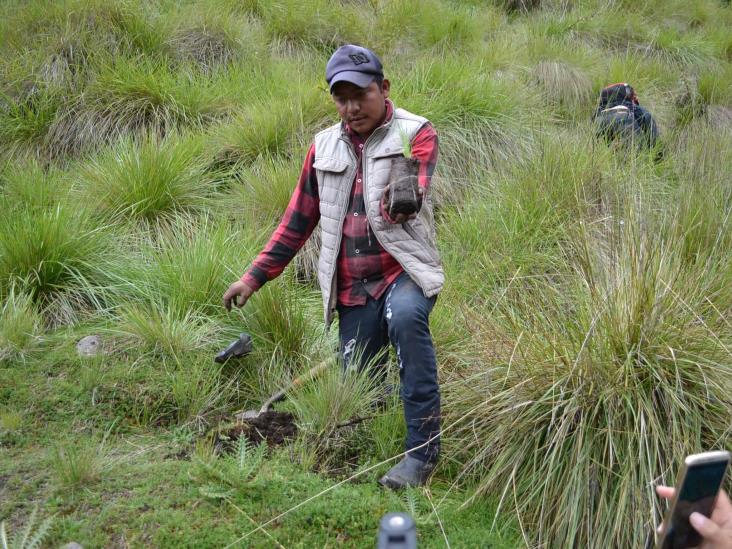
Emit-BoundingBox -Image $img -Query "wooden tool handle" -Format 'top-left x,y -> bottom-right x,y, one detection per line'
259,361 -> 330,414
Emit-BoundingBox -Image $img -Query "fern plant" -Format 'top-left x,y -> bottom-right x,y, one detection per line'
192,437 -> 266,499
0,507 -> 53,549
385,486 -> 434,527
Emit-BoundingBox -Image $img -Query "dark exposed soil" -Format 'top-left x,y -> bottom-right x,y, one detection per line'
387,156 -> 419,217
218,411 -> 298,447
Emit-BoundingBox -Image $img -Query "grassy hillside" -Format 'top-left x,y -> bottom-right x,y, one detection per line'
2,0 -> 732,547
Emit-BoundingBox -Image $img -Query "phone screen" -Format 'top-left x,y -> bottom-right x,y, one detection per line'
661,460 -> 729,549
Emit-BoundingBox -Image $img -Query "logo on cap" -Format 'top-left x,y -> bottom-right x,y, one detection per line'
349,53 -> 370,65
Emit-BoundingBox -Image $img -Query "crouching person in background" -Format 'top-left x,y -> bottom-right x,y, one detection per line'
595,82 -> 659,150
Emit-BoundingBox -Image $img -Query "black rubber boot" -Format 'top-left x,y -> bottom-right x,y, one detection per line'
378,455 -> 436,489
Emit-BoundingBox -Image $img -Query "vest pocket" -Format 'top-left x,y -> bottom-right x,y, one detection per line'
313,157 -> 351,172
314,157 -> 353,206
402,221 -> 441,265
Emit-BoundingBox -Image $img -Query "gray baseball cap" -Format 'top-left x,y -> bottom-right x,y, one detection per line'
325,45 -> 384,92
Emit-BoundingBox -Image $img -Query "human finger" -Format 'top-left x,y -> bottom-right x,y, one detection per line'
715,490 -> 732,514
656,485 -> 675,500
689,512 -> 727,544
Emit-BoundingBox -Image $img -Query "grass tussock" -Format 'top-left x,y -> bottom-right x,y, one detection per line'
117,303 -> 215,357
168,26 -> 241,72
445,215 -> 732,547
496,0 -> 543,13
117,217 -> 243,316
0,288 -> 43,363
168,358 -> 235,428
290,361 -> 381,471
50,440 -> 104,490
208,86 -> 330,168
532,60 -> 593,116
244,282 -> 320,366
0,160 -> 69,211
164,5 -> 266,73
3,0 -> 165,58
79,133 -> 212,224
0,201 -> 111,320
45,58 -> 224,158
229,156 -> 301,227
376,0 -> 487,52
0,85 -> 64,161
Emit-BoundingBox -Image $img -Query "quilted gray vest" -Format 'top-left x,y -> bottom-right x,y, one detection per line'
313,104 -> 444,326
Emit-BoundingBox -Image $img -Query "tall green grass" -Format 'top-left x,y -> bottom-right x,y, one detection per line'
1,0 -> 164,58
0,160 -> 69,211
79,133 -> 213,224
208,84 -> 330,168
117,303 -> 215,356
0,288 -> 43,363
163,4 -> 261,73
50,440 -> 104,490
120,218 -> 243,316
289,361 -> 381,471
0,200 -> 111,321
227,157 -> 301,227
445,203 -> 732,547
46,57 -> 225,157
0,86 -> 63,160
243,281 -> 322,366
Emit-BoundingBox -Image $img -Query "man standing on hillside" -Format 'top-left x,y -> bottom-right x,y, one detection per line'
222,45 -> 443,488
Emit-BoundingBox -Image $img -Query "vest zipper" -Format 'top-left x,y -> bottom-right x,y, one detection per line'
326,138 -> 359,320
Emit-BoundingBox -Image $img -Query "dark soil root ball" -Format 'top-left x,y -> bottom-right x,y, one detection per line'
387,156 -> 420,218
218,411 -> 298,448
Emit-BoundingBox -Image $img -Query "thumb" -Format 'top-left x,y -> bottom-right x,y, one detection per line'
689,512 -> 723,542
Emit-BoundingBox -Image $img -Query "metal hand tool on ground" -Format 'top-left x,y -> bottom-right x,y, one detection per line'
214,333 -> 253,364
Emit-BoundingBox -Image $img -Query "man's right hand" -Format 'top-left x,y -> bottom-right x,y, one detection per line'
223,280 -> 255,312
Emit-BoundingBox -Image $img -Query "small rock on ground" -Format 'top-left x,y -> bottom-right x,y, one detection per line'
76,335 -> 102,357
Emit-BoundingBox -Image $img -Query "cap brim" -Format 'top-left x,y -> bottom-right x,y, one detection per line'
329,71 -> 377,92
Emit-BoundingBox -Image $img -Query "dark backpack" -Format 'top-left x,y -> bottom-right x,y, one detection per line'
595,83 -> 657,147
596,104 -> 640,142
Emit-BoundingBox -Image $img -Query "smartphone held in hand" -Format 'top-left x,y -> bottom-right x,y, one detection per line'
656,451 -> 731,549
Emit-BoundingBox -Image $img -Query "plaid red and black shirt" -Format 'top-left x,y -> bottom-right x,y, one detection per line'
241,100 -> 438,307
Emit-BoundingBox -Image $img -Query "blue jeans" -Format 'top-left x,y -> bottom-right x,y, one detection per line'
337,272 -> 440,463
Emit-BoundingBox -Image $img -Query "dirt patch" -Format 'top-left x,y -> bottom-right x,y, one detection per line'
218,411 -> 298,447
